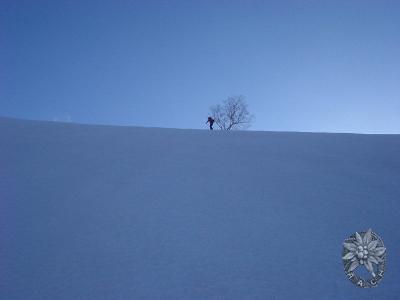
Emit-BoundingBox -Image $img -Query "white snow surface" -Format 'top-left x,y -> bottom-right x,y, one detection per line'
1,117 -> 400,299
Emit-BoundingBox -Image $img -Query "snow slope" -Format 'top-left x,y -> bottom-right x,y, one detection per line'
1,117 -> 400,299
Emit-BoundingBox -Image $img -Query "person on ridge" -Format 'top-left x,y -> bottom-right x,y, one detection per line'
206,117 -> 215,130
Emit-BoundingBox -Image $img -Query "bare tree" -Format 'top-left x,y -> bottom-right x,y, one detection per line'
210,96 -> 253,130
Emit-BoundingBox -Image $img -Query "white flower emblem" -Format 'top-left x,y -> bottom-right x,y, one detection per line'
342,229 -> 386,288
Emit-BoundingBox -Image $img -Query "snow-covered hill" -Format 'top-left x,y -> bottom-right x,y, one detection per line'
1,117 -> 400,299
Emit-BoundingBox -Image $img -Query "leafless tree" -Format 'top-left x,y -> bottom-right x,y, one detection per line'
210,96 -> 253,130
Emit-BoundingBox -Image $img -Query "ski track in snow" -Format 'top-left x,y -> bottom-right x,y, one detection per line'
1,117 -> 400,299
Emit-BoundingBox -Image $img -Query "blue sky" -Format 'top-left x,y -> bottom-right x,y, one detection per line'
1,0 -> 399,133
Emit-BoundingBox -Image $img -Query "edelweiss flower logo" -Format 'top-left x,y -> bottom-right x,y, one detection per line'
342,229 -> 386,288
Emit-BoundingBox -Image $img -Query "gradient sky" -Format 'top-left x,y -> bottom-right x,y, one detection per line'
1,0 -> 399,133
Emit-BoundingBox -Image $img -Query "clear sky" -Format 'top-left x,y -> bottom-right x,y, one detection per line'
1,0 -> 399,133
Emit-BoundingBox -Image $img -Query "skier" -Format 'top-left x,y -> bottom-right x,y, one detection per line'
206,117 -> 215,130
